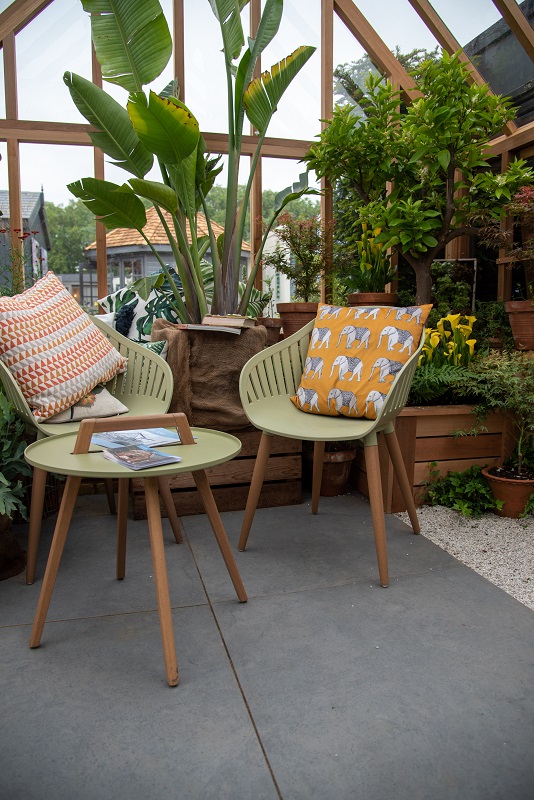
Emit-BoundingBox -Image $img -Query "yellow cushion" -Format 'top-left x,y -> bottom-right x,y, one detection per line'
291,302 -> 432,420
0,272 -> 128,421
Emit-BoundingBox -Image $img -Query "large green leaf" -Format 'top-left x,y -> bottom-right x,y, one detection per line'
128,179 -> 178,214
67,178 -> 147,231
82,0 -> 172,92
128,91 -> 200,166
243,45 -> 316,134
209,0 -> 247,60
273,172 -> 321,216
64,72 -> 152,177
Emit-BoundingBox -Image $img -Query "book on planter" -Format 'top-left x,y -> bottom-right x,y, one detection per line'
91,427 -> 185,449
201,314 -> 256,329
101,444 -> 182,471
172,323 -> 241,335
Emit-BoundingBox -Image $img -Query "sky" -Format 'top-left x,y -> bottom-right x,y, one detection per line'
0,0 -> 512,207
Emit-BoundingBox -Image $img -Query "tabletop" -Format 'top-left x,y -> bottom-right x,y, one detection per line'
25,427 -> 242,479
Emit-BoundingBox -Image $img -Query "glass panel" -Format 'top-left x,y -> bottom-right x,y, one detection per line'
429,0 -> 503,46
344,0 -> 439,61
0,1 -> 15,12
184,2 -> 250,134
17,0 -> 92,123
259,0 -> 321,141
19,142 -> 93,206
334,13 -> 370,107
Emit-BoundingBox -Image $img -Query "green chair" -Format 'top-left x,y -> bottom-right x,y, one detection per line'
238,318 -> 425,588
0,316 -> 176,584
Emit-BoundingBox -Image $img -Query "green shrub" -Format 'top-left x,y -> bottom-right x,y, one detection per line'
422,463 -> 503,517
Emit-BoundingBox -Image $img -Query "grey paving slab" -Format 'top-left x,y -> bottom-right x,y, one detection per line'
0,496 -> 207,627
213,566 -> 534,800
0,604 -> 277,800
184,491 -> 459,601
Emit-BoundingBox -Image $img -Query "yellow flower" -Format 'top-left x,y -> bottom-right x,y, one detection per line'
445,313 -> 462,330
466,339 -> 476,355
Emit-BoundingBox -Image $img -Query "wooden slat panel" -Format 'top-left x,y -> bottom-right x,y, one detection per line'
416,410 -> 505,437
163,453 -> 301,490
132,479 -> 302,519
415,433 -> 504,462
414,457 -> 501,485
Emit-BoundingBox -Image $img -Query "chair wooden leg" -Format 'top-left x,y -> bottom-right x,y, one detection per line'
238,433 -> 272,551
26,467 -> 48,585
384,429 -> 420,534
145,477 -> 179,687
104,478 -> 116,514
116,479 -> 129,580
157,477 -> 184,544
312,441 -> 325,515
363,444 -> 389,588
193,469 -> 247,603
29,476 -> 81,648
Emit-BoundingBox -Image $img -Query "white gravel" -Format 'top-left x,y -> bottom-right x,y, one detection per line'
395,506 -> 534,611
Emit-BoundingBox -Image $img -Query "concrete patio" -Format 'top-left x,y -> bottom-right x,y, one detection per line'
1,489 -> 533,800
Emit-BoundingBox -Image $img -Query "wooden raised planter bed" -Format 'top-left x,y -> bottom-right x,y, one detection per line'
131,429 -> 302,519
350,405 -> 516,513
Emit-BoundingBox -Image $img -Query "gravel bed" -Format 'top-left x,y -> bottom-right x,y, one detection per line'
395,506 -> 534,610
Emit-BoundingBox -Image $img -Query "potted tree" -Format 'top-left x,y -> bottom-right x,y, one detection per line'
305,52 -> 533,305
262,213 -> 330,336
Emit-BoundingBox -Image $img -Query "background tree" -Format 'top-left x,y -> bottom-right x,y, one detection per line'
306,51 -> 533,304
45,199 -> 95,274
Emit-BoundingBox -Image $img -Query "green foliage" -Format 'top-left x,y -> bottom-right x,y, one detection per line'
473,300 -> 514,351
468,351 -> 534,474
305,51 -> 533,304
520,492 -> 534,518
45,200 -> 97,274
0,392 -> 33,519
426,260 -> 472,328
65,0 -> 316,323
261,213 -> 329,302
422,463 -> 503,517
340,223 -> 396,293
408,363 -> 474,406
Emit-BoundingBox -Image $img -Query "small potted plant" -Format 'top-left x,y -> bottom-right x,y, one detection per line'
344,224 -> 397,307
262,213 -> 328,336
467,351 -> 534,518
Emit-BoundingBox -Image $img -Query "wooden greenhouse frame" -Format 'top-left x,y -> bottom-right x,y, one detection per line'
1,0 -> 534,301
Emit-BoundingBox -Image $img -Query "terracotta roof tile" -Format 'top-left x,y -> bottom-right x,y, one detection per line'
86,207 -> 250,251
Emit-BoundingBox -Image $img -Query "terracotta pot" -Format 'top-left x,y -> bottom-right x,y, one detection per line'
348,292 -> 398,307
277,302 -> 318,338
482,467 -> 534,519
304,449 -> 356,497
505,300 -> 534,350
255,317 -> 283,346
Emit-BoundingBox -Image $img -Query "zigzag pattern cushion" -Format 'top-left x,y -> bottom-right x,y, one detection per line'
291,302 -> 431,420
0,272 -> 128,421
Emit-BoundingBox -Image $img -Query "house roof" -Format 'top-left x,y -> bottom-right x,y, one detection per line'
85,206 -> 250,252
0,190 -> 43,219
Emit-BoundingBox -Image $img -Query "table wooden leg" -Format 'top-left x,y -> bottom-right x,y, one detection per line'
145,477 -> 179,687
26,467 -> 48,585
193,470 -> 247,603
104,478 -> 116,514
29,475 -> 81,648
116,479 -> 129,580
157,477 -> 184,544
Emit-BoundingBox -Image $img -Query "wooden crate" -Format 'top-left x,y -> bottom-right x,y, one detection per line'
350,405 -> 516,513
131,429 -> 302,519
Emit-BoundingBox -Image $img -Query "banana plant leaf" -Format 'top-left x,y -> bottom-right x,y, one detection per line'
64,72 -> 153,178
128,92 -> 200,166
68,178 -> 147,231
82,0 -> 172,92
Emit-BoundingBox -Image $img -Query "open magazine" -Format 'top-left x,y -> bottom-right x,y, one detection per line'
101,444 -> 182,471
91,427 -> 183,449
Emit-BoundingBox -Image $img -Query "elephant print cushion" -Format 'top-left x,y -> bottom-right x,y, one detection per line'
291,303 -> 431,420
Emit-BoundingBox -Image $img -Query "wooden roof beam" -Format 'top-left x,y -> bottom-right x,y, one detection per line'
491,0 -> 534,62
407,0 -> 517,135
0,0 -> 54,44
333,0 -> 420,102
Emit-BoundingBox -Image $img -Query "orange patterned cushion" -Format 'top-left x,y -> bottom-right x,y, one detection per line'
291,302 -> 432,420
0,272 -> 128,421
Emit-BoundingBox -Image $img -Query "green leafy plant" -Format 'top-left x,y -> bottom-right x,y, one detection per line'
0,392 -> 33,519
64,0 -> 316,323
473,300 -> 514,351
520,491 -> 534,518
305,51 -> 533,304
422,462 -> 503,517
261,213 -> 331,302
341,223 -> 397,293
408,363 -> 474,406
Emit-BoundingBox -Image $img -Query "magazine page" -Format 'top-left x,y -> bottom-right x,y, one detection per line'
102,444 -> 182,471
91,427 -> 182,449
